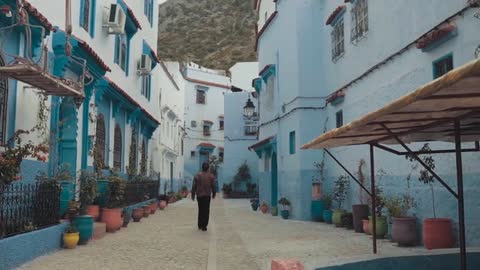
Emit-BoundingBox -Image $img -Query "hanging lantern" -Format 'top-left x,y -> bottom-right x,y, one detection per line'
243,98 -> 255,118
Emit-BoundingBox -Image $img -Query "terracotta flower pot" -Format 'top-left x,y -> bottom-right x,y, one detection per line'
362,219 -> 371,235
142,206 -> 150,217
132,208 -> 143,222
150,203 -> 157,214
168,196 -> 176,204
392,217 -> 418,246
85,205 -> 100,221
423,218 -> 454,250
260,204 -> 268,214
101,208 -> 122,232
159,200 -> 167,210
352,204 -> 369,233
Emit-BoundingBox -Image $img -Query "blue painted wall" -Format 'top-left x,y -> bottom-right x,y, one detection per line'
20,160 -> 49,184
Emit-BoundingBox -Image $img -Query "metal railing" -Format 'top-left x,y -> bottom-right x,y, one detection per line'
122,180 -> 160,206
0,182 -> 61,239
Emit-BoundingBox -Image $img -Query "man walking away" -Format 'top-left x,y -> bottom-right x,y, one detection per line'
191,162 -> 216,231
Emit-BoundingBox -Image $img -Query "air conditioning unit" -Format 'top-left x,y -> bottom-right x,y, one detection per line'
103,4 -> 126,34
137,54 -> 152,75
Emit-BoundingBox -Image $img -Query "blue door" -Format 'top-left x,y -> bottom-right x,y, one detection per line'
58,98 -> 78,176
271,153 -> 278,207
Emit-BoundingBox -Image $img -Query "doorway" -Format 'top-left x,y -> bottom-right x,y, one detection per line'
271,152 -> 278,207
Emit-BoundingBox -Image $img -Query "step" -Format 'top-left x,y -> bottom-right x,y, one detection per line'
271,260 -> 304,270
93,222 -> 107,240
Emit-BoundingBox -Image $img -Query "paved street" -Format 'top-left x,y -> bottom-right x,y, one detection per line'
19,198 -> 423,270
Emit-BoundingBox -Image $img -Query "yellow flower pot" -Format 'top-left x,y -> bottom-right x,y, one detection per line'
63,232 -> 80,249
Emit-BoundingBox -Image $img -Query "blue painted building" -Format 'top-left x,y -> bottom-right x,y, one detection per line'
252,0 -> 480,247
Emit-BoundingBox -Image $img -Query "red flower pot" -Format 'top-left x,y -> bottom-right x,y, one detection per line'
159,200 -> 167,210
260,204 -> 268,214
85,205 -> 100,221
168,197 -> 176,204
101,208 -> 122,232
132,208 -> 143,222
423,218 -> 454,250
392,217 -> 418,246
142,206 -> 150,217
362,219 -> 371,235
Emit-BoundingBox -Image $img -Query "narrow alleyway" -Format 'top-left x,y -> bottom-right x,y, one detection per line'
19,198 -> 423,270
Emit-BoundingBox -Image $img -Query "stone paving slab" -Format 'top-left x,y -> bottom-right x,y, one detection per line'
18,197 -> 440,270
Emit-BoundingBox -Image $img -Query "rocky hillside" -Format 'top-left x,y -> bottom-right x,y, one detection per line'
157,0 -> 257,70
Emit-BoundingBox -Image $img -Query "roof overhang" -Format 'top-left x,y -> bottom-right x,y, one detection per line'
302,58 -> 480,150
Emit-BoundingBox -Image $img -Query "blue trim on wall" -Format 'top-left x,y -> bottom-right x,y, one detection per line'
330,8 -> 346,27
260,65 -> 276,83
253,78 -> 263,93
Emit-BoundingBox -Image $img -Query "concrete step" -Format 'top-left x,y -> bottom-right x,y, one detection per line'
93,222 -> 106,240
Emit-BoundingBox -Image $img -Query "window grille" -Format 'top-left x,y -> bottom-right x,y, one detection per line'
95,114 -> 106,168
331,19 -> 345,61
351,0 -> 369,43
196,90 -> 206,104
113,124 -> 122,170
81,0 -> 90,32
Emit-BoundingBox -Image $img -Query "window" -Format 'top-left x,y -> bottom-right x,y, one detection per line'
196,89 -> 206,104
95,114 -> 106,168
191,121 -> 197,128
190,151 -> 196,158
80,0 -> 95,36
203,125 -> 211,136
331,18 -> 345,61
351,0 -> 369,43
336,110 -> 343,128
113,124 -> 122,170
144,0 -> 154,26
289,131 -> 296,155
115,35 -> 128,72
219,119 -> 224,130
245,121 -> 257,136
264,154 -> 270,171
0,56 -> 8,145
433,54 -> 453,79
181,139 -> 184,155
141,75 -> 151,99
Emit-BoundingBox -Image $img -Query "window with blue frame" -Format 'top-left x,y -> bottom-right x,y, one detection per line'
80,0 -> 96,37
115,34 -> 128,72
144,0 -> 154,26
141,75 -> 152,100
433,54 -> 453,79
336,110 -> 343,128
289,131 -> 296,155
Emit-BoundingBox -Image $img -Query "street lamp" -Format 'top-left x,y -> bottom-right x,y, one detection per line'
243,97 -> 255,118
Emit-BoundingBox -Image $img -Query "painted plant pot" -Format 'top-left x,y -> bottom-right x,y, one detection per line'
280,210 -> 289,220
63,232 -> 80,249
341,212 -> 354,230
73,215 -> 94,244
143,206 -> 151,217
251,202 -> 259,211
352,204 -> 369,233
423,218 -> 454,250
311,200 -> 326,222
392,217 -> 418,246
132,208 -> 144,222
362,219 -> 371,235
323,209 -> 333,224
271,207 -> 278,216
101,208 -> 123,232
150,203 -> 157,214
260,204 -> 269,214
85,205 -> 100,221
159,200 -> 167,210
368,216 -> 388,239
332,209 -> 346,227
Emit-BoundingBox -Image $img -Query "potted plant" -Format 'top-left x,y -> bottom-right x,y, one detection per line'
385,194 -> 417,246
143,205 -> 151,217
132,208 -> 144,222
311,160 -> 326,222
322,194 -> 333,224
332,175 -> 349,227
352,159 -> 369,233
159,181 -> 169,209
271,206 -> 278,216
79,171 -> 99,221
63,225 -> 80,249
181,185 -> 189,198
260,201 -> 269,214
368,185 -> 387,239
222,183 -> 232,198
406,144 -> 453,249
250,198 -> 259,211
101,173 -> 125,232
278,197 -> 291,219
341,212 -> 354,230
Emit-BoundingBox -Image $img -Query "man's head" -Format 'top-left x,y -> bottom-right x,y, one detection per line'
202,162 -> 210,172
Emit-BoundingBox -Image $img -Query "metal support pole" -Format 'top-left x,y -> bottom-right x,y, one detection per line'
370,144 -> 377,254
454,120 -> 467,270
325,149 -> 372,197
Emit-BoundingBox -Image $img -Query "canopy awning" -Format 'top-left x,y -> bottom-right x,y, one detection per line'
302,58 -> 480,150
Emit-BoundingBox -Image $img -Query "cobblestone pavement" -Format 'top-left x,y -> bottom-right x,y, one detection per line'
19,197 -> 424,270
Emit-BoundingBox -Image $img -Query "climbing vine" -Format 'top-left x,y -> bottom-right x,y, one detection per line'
35,91 -> 50,143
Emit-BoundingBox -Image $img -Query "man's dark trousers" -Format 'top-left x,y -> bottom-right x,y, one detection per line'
197,196 -> 211,229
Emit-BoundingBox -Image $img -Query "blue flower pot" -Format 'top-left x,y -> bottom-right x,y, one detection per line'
73,215 -> 94,245
281,210 -> 289,219
311,200 -> 326,222
251,202 -> 259,211
323,209 -> 333,224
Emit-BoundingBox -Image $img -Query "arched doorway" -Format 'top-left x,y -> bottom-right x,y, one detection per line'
58,98 -> 78,176
0,55 -> 8,145
271,152 -> 278,208
113,124 -> 122,170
